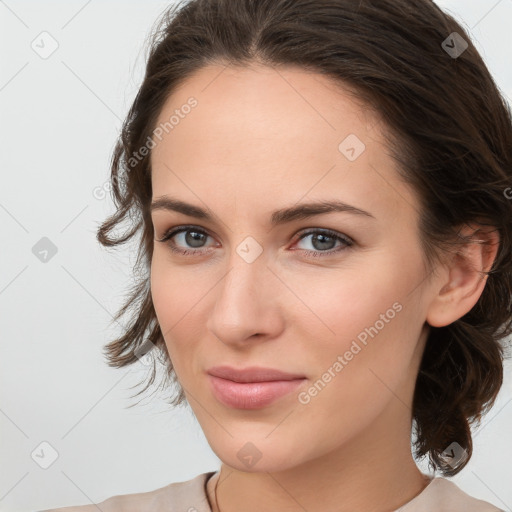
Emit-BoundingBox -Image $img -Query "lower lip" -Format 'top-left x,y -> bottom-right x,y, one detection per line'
208,375 -> 306,409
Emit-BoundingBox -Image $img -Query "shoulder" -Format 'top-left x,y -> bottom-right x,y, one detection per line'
398,477 -> 505,512
38,471 -> 216,512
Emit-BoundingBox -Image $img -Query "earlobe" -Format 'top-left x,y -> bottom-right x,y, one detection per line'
425,224 -> 500,328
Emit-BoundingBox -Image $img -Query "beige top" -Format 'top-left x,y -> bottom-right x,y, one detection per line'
40,470 -> 505,512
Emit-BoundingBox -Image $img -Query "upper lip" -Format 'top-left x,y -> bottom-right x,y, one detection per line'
207,365 -> 306,383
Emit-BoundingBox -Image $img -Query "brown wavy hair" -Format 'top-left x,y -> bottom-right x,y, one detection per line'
96,0 -> 512,477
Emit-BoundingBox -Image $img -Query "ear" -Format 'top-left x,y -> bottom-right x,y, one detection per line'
426,223 -> 500,328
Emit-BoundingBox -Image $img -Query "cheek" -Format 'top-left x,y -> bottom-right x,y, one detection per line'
150,250 -> 209,322
150,252 -> 224,378
288,261 -> 407,344
150,255 -> 200,359
292,302 -> 420,454
287,253 -> 422,382
292,261 -> 423,409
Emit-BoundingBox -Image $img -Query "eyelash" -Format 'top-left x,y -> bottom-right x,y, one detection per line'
156,225 -> 354,259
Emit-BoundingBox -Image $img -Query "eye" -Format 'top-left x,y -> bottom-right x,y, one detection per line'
156,225 -> 353,258
156,225 -> 216,256
293,228 -> 353,257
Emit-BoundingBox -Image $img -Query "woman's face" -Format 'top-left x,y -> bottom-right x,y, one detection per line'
149,63 -> 438,472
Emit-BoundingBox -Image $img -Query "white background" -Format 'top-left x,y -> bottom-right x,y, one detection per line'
1,1 -> 511,511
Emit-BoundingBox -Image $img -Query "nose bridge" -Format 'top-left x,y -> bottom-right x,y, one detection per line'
207,238 -> 276,342
218,239 -> 267,307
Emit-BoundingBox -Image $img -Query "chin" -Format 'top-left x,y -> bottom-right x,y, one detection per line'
207,432 -> 307,474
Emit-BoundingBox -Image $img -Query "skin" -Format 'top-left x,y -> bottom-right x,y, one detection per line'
149,63 -> 499,512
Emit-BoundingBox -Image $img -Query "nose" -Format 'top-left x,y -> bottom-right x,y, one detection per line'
206,252 -> 284,347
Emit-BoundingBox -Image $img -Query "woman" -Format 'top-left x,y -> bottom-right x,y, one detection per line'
43,0 -> 511,510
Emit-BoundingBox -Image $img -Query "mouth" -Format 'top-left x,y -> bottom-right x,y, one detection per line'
206,366 -> 307,409
206,365 -> 306,383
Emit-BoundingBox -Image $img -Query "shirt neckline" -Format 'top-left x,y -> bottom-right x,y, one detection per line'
391,475 -> 438,511
204,471 -> 440,512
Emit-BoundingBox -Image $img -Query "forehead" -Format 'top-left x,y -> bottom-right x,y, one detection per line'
149,63 -> 419,228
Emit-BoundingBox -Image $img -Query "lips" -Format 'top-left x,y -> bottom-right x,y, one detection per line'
206,366 -> 307,409
206,365 -> 306,383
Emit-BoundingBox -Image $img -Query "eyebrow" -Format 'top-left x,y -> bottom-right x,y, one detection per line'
150,196 -> 376,226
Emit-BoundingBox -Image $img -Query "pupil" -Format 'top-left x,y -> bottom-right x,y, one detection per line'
313,233 -> 334,250
186,231 -> 205,248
